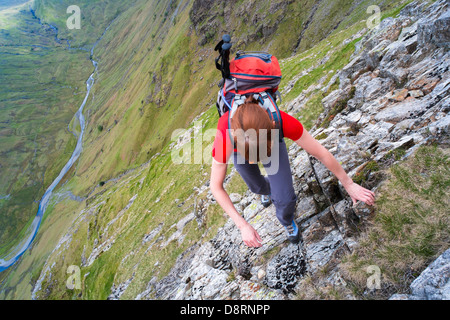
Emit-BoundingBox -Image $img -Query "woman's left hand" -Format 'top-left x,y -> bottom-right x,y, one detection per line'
344,182 -> 376,206
295,129 -> 376,206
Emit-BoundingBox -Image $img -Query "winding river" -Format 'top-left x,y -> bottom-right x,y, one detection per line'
0,7 -> 112,272
0,69 -> 95,272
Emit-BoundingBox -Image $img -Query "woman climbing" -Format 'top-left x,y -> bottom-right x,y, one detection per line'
210,38 -> 374,247
210,96 -> 375,247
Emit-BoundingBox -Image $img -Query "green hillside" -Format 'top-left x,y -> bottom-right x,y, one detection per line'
3,0 -> 445,301
0,3 -> 93,251
40,0 -> 410,197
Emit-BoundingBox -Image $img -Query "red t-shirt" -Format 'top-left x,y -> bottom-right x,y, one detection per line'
212,110 -> 304,163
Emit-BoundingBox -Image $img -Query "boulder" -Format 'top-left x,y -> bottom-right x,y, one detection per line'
390,249 -> 450,300
264,244 -> 306,293
374,97 -> 431,122
417,10 -> 450,49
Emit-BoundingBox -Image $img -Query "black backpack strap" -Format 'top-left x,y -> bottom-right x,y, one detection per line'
227,94 -> 246,147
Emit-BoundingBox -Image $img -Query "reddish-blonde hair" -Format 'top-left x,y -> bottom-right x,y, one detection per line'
230,96 -> 275,163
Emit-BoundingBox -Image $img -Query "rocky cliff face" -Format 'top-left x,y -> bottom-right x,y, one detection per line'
189,0 -> 294,46
26,0 -> 449,301
144,0 -> 449,300
189,0 -> 371,55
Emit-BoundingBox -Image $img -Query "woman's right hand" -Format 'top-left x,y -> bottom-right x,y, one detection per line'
239,223 -> 262,248
211,159 -> 262,248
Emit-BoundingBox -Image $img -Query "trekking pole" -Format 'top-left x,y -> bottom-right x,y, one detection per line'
215,34 -> 232,82
221,34 -> 232,79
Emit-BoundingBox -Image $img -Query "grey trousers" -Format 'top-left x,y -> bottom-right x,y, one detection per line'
233,139 -> 297,227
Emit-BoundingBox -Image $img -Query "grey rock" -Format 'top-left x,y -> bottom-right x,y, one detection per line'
381,41 -> 410,67
390,249 -> 450,300
374,98 -> 431,122
391,118 -> 416,135
428,114 -> 450,135
353,77 -> 395,106
229,193 -> 242,203
296,196 -> 318,224
343,110 -> 362,125
360,121 -> 394,140
304,229 -> 344,272
389,293 -> 418,300
334,136 -> 371,172
109,275 -> 134,300
399,0 -> 428,19
265,244 -> 306,293
243,201 -> 263,221
291,150 -> 312,179
300,208 -> 345,273
338,53 -> 370,89
409,249 -> 450,300
376,135 -> 415,155
142,223 -> 163,244
417,9 -> 450,49
322,89 -> 348,110
332,199 -> 358,236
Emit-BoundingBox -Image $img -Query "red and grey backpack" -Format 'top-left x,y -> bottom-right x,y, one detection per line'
214,35 -> 284,140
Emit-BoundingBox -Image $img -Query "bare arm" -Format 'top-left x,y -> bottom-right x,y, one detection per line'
295,130 -> 375,206
210,159 -> 262,247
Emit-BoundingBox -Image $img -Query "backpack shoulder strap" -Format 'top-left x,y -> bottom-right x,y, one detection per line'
228,94 -> 247,145
229,94 -> 246,119
258,92 -> 284,141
